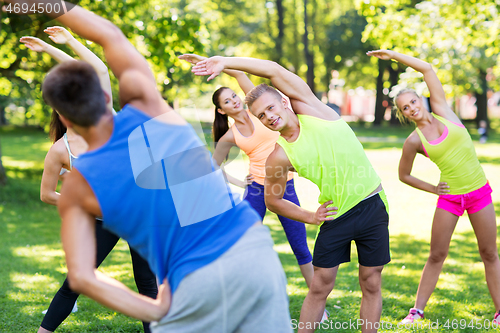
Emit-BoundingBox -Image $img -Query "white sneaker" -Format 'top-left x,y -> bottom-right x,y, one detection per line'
41,301 -> 78,315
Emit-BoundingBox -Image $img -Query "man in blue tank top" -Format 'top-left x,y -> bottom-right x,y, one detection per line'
12,1 -> 292,332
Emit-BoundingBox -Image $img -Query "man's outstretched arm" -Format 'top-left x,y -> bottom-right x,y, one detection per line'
54,3 -> 163,111
192,56 -> 316,105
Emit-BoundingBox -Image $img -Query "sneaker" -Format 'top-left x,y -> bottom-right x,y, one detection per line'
320,309 -> 329,323
493,311 -> 500,325
41,301 -> 78,315
400,308 -> 424,324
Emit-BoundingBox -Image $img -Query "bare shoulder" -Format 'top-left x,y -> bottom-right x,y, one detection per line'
219,128 -> 236,144
45,138 -> 69,167
267,144 -> 292,169
266,144 -> 293,182
404,131 -> 423,154
59,168 -> 102,218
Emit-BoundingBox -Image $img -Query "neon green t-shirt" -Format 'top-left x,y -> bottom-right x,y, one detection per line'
277,114 -> 381,219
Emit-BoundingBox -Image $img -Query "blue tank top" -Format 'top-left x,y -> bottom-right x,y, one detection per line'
74,104 -> 260,292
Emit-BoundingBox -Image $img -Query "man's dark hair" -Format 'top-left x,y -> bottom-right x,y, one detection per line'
42,61 -> 106,127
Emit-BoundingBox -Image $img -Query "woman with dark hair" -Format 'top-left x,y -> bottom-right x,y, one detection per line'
180,54 -> 328,319
367,49 -> 500,325
22,27 -> 158,333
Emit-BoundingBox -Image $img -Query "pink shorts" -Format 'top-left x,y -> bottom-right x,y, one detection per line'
437,182 -> 492,216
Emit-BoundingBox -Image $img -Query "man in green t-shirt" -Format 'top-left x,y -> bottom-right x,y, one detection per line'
189,55 -> 390,333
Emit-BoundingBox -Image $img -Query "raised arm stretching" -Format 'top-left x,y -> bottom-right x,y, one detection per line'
191,56 -> 337,120
44,26 -> 113,109
18,0 -> 167,114
180,54 -> 255,188
179,54 -> 255,95
19,36 -> 73,63
21,27 -> 113,110
7,0 -> 173,322
367,49 -> 458,122
192,57 -> 308,99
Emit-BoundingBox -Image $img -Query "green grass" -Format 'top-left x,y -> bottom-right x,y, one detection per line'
1,124 -> 500,332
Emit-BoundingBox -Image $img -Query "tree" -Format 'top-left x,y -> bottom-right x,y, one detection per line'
1,0 -> 205,128
373,59 -> 388,125
0,139 -> 6,186
358,0 -> 500,124
303,0 -> 315,92
275,0 -> 285,64
1,0 -> 205,184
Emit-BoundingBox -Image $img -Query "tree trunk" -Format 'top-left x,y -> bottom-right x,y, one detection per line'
303,0 -> 315,93
291,0 -> 300,73
274,0 -> 284,65
0,105 -> 6,126
388,64 -> 401,126
373,59 -> 387,126
0,139 -> 6,186
475,69 -> 488,128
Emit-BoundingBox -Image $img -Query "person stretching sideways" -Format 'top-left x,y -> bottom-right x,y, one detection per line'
22,27 -> 157,333
367,49 -> 500,325
192,56 -> 390,333
6,1 -> 292,332
181,53 -> 329,322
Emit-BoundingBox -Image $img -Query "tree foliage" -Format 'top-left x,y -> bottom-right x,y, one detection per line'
358,0 -> 500,99
1,0 -> 204,127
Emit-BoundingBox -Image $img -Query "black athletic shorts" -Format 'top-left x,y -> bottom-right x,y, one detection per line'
312,193 -> 390,268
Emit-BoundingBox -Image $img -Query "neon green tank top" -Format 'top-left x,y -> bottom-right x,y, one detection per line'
277,115 -> 381,219
415,113 -> 486,195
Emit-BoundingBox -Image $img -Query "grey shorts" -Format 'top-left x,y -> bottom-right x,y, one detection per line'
150,224 -> 292,333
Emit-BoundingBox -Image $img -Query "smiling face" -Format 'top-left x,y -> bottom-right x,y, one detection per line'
249,91 -> 288,132
216,88 -> 244,117
396,91 -> 424,121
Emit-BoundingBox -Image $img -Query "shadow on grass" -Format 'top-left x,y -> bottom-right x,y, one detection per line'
1,126 -> 50,166
266,212 -> 499,333
0,173 -> 144,332
3,164 -> 500,332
